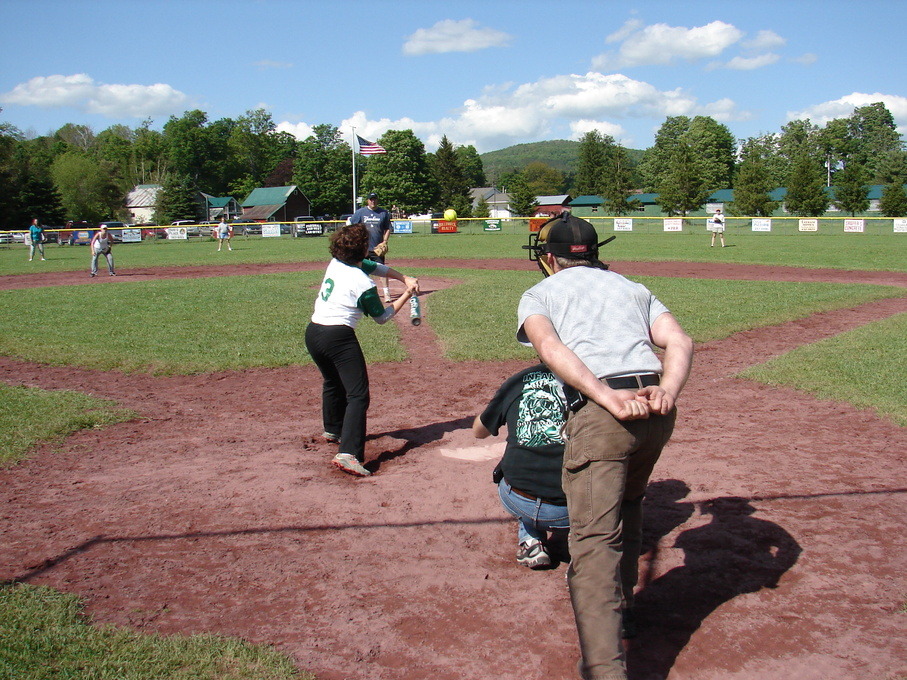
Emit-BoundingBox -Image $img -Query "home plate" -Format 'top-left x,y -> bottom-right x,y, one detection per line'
440,444 -> 500,461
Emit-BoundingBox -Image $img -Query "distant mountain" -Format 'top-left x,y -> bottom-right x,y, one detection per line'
480,140 -> 645,181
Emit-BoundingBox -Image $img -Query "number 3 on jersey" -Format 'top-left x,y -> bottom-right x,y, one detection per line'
320,277 -> 335,301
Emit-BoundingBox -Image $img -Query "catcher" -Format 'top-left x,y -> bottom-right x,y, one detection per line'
347,192 -> 393,301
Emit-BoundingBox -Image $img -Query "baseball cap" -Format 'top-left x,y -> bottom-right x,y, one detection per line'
367,192 -> 378,200
541,212 -> 599,259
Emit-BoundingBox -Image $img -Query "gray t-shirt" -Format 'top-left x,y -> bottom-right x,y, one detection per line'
517,266 -> 670,379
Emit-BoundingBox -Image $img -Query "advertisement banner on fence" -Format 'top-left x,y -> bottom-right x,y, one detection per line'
121,229 -> 142,243
483,219 -> 502,232
752,219 -> 772,232
798,219 -> 818,232
262,224 -> 281,237
392,220 -> 413,234
431,220 -> 458,234
166,227 -> 188,240
894,219 -> 907,233
663,218 -> 683,232
614,218 -> 633,231
843,219 -> 865,233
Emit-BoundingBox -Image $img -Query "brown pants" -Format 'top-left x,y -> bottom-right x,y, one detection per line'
563,397 -> 676,680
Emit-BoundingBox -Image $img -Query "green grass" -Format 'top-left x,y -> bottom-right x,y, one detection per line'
2,228 -> 906,273
0,583 -> 307,680
0,384 -> 136,466
741,313 -> 907,426
3,269 -> 899,372
0,273 -> 409,374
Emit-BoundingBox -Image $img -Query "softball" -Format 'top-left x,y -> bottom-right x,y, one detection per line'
443,209 -> 457,221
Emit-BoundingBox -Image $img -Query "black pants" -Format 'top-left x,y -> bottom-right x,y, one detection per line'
304,322 -> 369,461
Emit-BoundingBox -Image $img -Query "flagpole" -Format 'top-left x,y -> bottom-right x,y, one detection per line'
351,127 -> 357,213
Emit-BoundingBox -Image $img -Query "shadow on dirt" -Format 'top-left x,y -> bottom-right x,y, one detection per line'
629,485 -> 802,679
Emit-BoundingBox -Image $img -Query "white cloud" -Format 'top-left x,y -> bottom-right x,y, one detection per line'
742,30 -> 786,52
403,19 -> 511,56
569,119 -> 629,144
278,71 -> 747,153
0,73 -> 189,118
253,60 -> 293,70
275,121 -> 314,140
715,53 -> 781,71
792,53 -> 818,65
593,20 -> 744,69
788,92 -> 907,134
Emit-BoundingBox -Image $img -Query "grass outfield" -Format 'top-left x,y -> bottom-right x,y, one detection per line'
2,229 -> 906,273
1,231 -> 904,678
0,584 -> 307,680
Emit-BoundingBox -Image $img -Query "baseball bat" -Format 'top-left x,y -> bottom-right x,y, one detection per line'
409,294 -> 421,325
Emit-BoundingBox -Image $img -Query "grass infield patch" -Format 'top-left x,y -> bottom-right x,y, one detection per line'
0,583 -> 307,680
740,312 -> 907,426
0,384 -> 136,467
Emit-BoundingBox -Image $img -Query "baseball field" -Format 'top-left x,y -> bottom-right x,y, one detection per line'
1,230 -> 905,680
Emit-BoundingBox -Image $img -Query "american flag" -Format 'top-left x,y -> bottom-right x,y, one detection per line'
356,135 -> 387,156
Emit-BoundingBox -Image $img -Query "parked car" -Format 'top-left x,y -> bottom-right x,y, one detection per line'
231,219 -> 261,235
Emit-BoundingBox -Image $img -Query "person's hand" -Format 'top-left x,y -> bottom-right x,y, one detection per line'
404,276 -> 419,294
598,389 -> 651,421
637,385 -> 675,415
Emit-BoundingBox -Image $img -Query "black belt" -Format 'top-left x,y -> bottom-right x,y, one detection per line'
509,484 -> 569,506
604,373 -> 660,390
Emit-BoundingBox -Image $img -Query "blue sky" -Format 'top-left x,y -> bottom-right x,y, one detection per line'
2,0 -> 905,153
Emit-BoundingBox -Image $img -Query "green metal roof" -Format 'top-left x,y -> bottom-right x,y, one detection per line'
569,195 -> 604,206
242,186 -> 297,207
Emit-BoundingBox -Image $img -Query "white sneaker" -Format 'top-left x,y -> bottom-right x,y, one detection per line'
332,453 -> 371,477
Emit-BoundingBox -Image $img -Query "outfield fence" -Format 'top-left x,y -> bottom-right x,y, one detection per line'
2,215 -> 906,245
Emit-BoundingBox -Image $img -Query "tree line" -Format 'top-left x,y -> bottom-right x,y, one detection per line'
1,101 -> 905,228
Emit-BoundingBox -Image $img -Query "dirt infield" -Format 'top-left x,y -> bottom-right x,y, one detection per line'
1,260 -> 905,680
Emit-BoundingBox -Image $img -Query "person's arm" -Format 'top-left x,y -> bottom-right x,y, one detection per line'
637,313 -> 694,415
522,314 -> 651,421
381,265 -> 419,295
473,416 -> 492,438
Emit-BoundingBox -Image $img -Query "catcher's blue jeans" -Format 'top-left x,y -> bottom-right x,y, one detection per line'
498,478 -> 569,546
304,322 -> 370,462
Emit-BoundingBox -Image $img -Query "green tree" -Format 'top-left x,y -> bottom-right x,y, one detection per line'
685,116 -> 735,190
832,163 -> 869,216
877,149 -> 907,217
848,102 -> 904,183
817,118 -> 855,186
639,116 -> 691,192
507,174 -> 538,217
473,195 -> 490,219
656,140 -> 710,216
455,144 -> 486,188
431,135 -> 472,217
155,173 -> 198,223
293,124 -> 353,216
51,151 -> 122,222
360,130 -> 436,214
730,143 -> 779,216
784,151 -> 829,216
737,134 -> 785,188
574,130 -> 611,196
522,161 -> 563,196
163,110 -> 217,186
601,144 -> 639,215
879,182 -> 907,216
228,109 -> 292,192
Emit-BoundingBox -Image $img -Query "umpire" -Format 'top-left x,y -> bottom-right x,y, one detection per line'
517,212 -> 694,680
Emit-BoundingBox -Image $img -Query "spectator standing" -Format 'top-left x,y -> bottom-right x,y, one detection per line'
28,219 -> 46,261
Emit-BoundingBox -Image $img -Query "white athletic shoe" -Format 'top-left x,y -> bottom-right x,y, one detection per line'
332,453 -> 371,477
